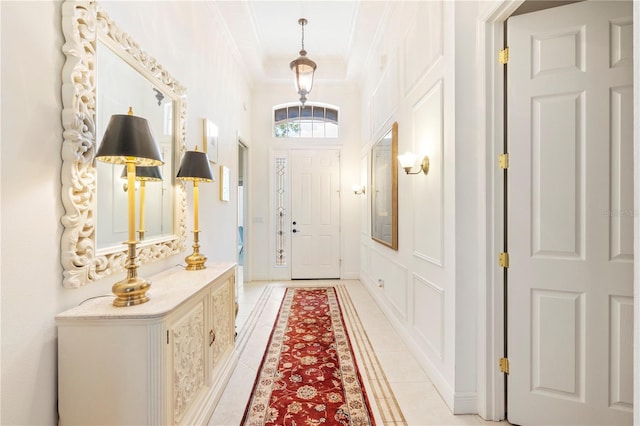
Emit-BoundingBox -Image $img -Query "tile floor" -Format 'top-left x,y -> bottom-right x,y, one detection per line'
208,273 -> 500,426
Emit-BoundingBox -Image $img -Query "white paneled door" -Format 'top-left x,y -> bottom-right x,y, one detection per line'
507,1 -> 633,425
291,149 -> 341,279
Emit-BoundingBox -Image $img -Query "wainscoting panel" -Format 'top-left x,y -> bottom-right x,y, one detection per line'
412,273 -> 444,360
360,155 -> 369,237
370,248 -> 408,320
412,80 -> 444,266
403,1 -> 443,95
371,49 -> 400,135
360,241 -> 371,276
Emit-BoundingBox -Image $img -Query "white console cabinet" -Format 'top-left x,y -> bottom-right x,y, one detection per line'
56,263 -> 237,425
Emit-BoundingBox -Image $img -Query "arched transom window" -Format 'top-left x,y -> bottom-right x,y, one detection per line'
273,103 -> 339,138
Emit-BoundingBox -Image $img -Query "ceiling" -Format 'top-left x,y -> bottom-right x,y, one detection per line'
212,1 -> 391,86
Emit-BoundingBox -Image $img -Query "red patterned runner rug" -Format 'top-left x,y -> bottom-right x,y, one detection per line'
241,287 -> 376,426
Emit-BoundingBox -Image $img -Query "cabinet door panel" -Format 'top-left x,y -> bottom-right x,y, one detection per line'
210,276 -> 235,367
170,299 -> 207,425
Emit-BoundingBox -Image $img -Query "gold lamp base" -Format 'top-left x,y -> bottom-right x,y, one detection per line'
112,276 -> 151,307
185,230 -> 207,271
185,251 -> 207,270
112,242 -> 151,307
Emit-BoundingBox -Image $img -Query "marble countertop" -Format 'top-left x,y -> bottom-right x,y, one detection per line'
56,262 -> 235,322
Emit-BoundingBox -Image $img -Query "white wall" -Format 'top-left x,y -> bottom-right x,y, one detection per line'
0,1 -> 250,424
248,82 -> 362,281
357,0 -> 482,414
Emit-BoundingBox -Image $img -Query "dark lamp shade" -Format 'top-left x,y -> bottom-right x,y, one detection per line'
96,114 -> 164,166
120,165 -> 163,182
176,151 -> 214,182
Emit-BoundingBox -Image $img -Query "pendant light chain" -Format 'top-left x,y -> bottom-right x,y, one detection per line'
290,18 -> 316,106
299,18 -> 307,54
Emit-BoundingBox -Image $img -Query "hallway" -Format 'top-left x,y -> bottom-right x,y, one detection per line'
209,275 -> 497,425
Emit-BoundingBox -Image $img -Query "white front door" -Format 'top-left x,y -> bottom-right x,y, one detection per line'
290,149 -> 341,279
507,1 -> 633,425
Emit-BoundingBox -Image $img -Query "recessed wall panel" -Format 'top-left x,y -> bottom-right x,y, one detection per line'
371,49 -> 399,132
412,274 -> 443,359
360,242 -> 370,273
531,290 -> 584,401
369,249 -> 407,320
403,1 -> 442,94
360,157 -> 369,236
531,92 -> 584,259
413,80 -> 443,266
609,86 -> 633,262
532,26 -> 584,78
609,296 -> 633,411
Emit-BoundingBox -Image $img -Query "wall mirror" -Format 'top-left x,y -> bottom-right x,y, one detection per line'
371,122 -> 398,250
61,0 -> 186,288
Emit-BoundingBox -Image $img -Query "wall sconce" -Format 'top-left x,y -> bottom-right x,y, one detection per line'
121,165 -> 163,241
95,109 -> 164,307
352,184 -> 366,195
398,152 -> 429,175
177,148 -> 214,271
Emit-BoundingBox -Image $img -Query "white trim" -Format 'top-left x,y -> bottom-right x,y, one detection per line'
634,2 -> 639,425
477,0 -> 525,421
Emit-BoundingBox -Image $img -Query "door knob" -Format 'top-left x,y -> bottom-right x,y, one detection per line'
292,229 -> 298,233
292,221 -> 297,225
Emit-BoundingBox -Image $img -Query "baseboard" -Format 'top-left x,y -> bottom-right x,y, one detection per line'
341,271 -> 360,279
359,275 -> 460,414
251,272 -> 270,281
452,392 -> 478,414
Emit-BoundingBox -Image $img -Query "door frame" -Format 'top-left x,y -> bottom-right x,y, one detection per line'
478,0 -> 639,422
290,147 -> 342,280
238,138 -> 249,281
268,145 -> 343,281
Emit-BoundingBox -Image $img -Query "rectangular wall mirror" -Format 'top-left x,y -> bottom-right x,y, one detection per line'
371,122 -> 398,250
60,0 -> 187,288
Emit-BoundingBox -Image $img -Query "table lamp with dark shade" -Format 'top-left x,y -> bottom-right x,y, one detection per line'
176,148 -> 214,270
95,109 -> 164,307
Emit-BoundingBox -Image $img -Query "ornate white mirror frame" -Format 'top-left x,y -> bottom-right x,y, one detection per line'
60,0 -> 186,288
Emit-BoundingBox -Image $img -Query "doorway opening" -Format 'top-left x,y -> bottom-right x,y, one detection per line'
500,1 -> 634,424
238,140 -> 248,286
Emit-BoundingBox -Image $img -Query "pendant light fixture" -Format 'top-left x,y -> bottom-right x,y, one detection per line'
289,18 -> 317,106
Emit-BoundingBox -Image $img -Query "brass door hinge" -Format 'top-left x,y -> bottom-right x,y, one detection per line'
499,47 -> 509,64
499,357 -> 510,374
499,153 -> 509,169
499,252 -> 510,268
